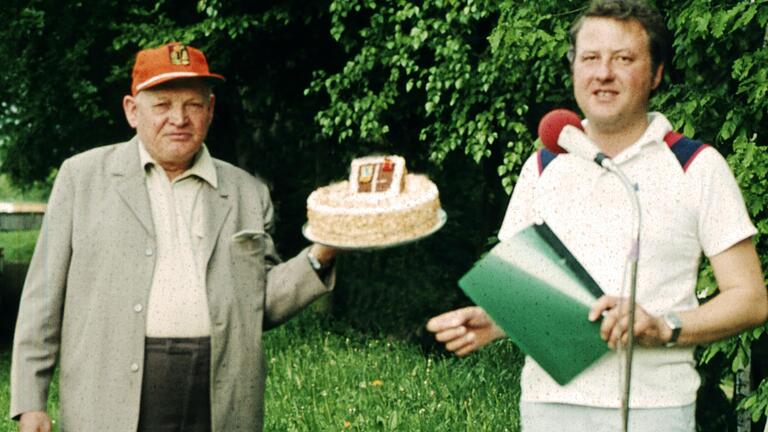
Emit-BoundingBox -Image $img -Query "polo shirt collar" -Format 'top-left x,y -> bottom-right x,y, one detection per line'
583,112 -> 673,165
137,140 -> 218,188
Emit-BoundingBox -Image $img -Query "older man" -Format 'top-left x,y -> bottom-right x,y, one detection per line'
428,1 -> 767,431
11,42 -> 338,431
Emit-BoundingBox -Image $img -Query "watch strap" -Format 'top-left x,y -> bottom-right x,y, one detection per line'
663,312 -> 682,347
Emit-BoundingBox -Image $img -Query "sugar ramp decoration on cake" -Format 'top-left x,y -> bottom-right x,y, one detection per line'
304,155 -> 446,249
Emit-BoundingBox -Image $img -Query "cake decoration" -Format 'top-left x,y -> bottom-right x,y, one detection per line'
349,155 -> 406,197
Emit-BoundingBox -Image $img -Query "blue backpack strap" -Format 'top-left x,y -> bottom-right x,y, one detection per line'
537,148 -> 558,175
664,131 -> 709,172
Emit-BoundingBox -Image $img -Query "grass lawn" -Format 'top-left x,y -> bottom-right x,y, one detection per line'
0,352 -> 13,431
263,308 -> 523,431
0,308 -> 523,431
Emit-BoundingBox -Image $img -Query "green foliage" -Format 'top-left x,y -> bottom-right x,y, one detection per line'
0,0 -> 129,182
309,0 -> 582,194
659,0 -> 768,147
311,0 -> 503,155
0,230 -> 39,262
0,173 -> 51,202
742,378 -> 768,423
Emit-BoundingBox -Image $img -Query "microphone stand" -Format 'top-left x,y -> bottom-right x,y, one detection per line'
596,155 -> 641,432
550,122 -> 641,431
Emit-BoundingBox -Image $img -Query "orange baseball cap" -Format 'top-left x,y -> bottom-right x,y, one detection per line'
131,42 -> 225,95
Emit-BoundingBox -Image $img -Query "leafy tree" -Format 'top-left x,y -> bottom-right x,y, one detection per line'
0,0 -> 128,184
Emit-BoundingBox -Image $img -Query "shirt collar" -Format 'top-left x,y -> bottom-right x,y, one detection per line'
584,112 -> 673,164
137,140 -> 218,188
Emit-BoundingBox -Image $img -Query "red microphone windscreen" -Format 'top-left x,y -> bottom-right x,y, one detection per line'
538,109 -> 583,154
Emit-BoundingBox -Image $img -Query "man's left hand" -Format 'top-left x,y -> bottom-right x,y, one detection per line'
589,296 -> 672,349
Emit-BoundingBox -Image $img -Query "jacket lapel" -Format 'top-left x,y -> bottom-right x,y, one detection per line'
112,138 -> 155,236
200,164 -> 232,268
110,138 -> 231,264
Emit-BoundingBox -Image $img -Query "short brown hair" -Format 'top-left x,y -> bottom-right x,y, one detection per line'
568,0 -> 672,73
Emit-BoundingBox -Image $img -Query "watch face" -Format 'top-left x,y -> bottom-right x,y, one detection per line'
664,313 -> 682,346
665,313 -> 682,329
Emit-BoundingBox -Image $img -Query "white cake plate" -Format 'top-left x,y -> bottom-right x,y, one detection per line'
302,209 -> 447,251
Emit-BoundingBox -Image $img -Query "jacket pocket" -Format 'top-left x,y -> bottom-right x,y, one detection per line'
231,229 -> 266,251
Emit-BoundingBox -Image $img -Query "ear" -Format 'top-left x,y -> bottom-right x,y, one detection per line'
123,95 -> 139,128
651,63 -> 664,90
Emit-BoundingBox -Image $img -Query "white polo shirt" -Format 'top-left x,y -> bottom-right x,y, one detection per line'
499,112 -> 756,408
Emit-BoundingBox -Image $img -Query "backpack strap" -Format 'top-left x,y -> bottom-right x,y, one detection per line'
538,131 -> 708,174
664,131 -> 709,172
537,148 -> 558,175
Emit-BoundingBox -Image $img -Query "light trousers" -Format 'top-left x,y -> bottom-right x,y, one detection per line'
520,401 -> 695,432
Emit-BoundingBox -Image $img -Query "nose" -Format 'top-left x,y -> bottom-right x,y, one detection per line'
595,58 -> 614,81
168,105 -> 188,125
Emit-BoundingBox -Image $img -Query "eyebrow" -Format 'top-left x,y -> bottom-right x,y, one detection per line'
577,48 -> 637,56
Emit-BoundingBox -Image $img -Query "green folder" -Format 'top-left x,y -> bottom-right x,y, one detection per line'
458,222 -> 609,385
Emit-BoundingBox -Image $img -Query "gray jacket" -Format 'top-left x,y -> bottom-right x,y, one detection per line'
11,137 -> 332,431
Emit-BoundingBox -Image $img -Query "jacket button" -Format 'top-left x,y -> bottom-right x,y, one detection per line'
130,363 -> 139,372
145,247 -> 153,256
134,304 -> 143,313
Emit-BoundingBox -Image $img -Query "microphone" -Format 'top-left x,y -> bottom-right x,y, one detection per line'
537,109 -> 609,167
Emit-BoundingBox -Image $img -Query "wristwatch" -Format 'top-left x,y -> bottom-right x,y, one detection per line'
663,312 -> 682,347
307,251 -> 329,271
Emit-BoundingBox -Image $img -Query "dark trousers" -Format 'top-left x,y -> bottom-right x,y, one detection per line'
137,337 -> 212,432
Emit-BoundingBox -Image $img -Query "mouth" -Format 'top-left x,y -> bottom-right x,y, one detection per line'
593,89 -> 618,100
164,132 -> 193,140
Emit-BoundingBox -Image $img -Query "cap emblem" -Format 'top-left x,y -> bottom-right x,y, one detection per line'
169,45 -> 190,66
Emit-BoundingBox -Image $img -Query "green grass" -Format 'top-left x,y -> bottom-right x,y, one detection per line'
0,308 -> 522,431
0,352 -> 12,431
263,308 -> 523,431
0,230 -> 38,262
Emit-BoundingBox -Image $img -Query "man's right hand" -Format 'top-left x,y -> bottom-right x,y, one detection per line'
19,411 -> 52,432
426,306 -> 506,356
